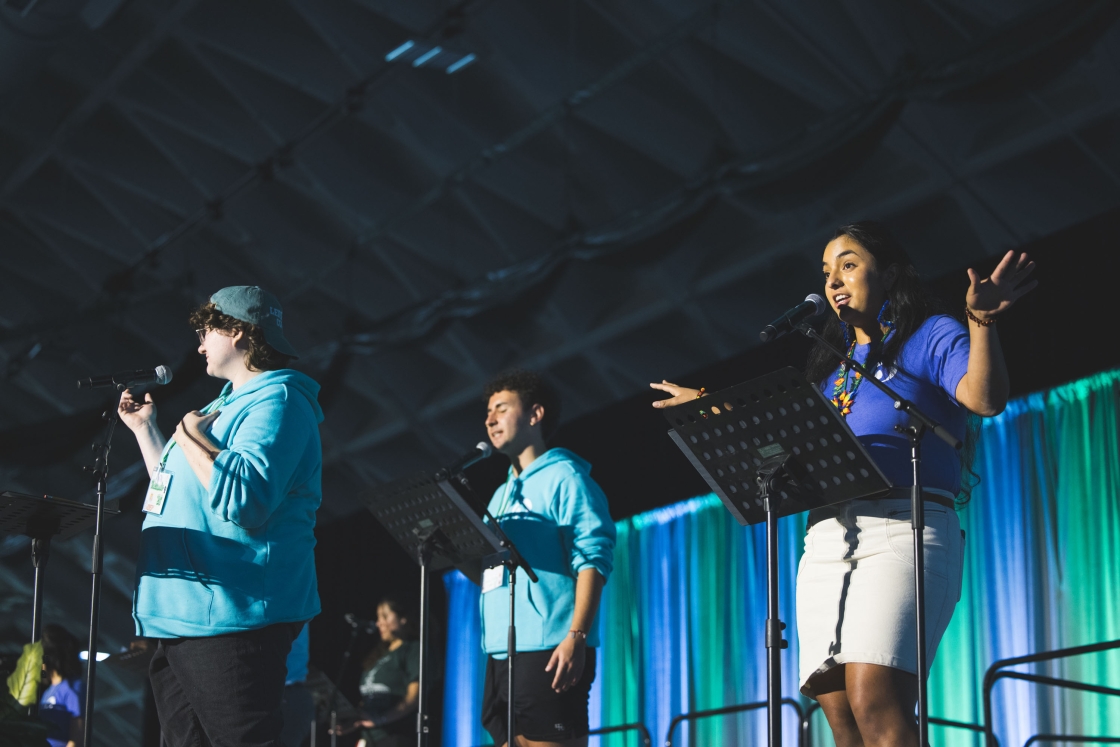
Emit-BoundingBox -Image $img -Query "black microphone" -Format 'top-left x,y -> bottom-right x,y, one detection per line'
444,441 -> 494,474
759,294 -> 828,343
343,613 -> 377,634
77,365 -> 173,392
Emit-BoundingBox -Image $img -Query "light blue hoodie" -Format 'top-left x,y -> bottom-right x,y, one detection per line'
133,369 -> 324,638
480,448 -> 615,656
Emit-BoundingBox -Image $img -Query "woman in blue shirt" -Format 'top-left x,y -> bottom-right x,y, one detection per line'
653,221 -> 1036,747
39,624 -> 83,747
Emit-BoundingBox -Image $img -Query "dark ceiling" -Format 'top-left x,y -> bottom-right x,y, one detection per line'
2,0 -> 1120,742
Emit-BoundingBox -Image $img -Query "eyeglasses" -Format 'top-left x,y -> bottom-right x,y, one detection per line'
195,328 -> 208,344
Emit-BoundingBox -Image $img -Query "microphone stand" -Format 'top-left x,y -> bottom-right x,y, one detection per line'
472,495 -> 538,747
795,322 -> 961,746
328,620 -> 366,747
82,409 -> 118,747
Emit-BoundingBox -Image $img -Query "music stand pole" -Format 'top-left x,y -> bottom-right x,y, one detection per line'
417,539 -> 433,747
83,411 -> 118,747
758,470 -> 787,747
30,535 -> 52,644
795,324 -> 958,747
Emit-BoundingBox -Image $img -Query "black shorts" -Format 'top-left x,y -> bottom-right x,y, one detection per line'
481,648 -> 597,745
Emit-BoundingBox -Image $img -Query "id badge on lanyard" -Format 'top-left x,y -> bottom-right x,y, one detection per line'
142,464 -> 173,515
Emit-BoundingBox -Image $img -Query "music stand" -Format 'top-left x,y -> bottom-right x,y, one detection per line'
0,492 -> 118,645
661,366 -> 892,747
361,469 -> 536,747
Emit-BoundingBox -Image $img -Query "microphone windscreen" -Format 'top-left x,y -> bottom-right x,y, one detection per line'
155,365 -> 173,385
804,294 -> 828,315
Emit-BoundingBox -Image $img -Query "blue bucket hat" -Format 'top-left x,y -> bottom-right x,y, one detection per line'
209,285 -> 298,359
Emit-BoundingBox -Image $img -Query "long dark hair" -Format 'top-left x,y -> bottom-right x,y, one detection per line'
361,599 -> 418,671
805,221 -> 938,386
805,220 -> 979,503
42,624 -> 83,681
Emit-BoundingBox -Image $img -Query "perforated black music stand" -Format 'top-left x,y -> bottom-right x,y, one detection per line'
0,492 -> 117,645
661,366 -> 892,747
361,469 -> 535,747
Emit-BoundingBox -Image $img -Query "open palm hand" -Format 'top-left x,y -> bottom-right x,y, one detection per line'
966,251 -> 1037,319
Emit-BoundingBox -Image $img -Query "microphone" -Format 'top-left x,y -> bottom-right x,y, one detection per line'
343,613 -> 377,634
444,441 -> 494,474
77,365 -> 173,392
759,294 -> 828,343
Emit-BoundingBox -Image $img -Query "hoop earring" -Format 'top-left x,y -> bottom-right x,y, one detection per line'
877,300 -> 894,329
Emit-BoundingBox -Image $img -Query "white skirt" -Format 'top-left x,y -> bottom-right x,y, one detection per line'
796,495 -> 964,699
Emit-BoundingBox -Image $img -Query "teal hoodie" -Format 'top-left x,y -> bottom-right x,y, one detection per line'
133,369 -> 324,638
480,448 -> 615,656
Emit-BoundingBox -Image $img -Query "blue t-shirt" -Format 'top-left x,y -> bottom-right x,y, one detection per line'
825,315 -> 970,494
39,678 -> 83,747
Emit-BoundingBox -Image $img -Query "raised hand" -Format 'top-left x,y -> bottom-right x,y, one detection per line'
650,380 -> 702,408
966,251 -> 1037,320
118,389 -> 157,433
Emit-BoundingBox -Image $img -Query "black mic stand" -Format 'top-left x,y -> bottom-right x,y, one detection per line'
328,619 -> 366,747
795,322 -> 961,746
82,409 -> 119,747
472,504 -> 538,747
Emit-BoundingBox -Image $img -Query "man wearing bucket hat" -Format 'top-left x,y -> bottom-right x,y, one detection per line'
118,286 -> 324,747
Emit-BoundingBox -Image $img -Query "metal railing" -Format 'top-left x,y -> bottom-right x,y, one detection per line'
589,721 -> 653,747
983,639 -> 1120,747
665,697 -> 804,747
1021,737 -> 1120,747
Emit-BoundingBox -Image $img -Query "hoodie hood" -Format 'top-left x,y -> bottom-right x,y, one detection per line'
515,447 -> 591,482
217,369 -> 324,424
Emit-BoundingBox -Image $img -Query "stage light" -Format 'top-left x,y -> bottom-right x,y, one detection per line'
446,54 -> 476,74
385,41 -> 415,61
412,46 -> 442,68
79,650 -> 111,662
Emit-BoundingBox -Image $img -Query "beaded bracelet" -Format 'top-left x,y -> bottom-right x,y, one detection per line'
965,306 -> 997,327
695,387 -> 706,399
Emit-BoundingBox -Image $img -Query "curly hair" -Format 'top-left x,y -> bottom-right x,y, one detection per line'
189,302 -> 292,372
42,624 -> 83,681
483,369 -> 562,439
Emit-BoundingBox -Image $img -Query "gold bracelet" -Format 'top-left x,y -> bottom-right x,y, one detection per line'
695,387 -> 706,399
965,306 -> 997,327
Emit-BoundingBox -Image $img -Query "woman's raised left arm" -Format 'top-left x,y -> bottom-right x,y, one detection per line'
955,251 -> 1037,417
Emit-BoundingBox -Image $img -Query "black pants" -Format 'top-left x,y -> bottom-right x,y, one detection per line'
482,649 -> 597,745
149,623 -> 301,747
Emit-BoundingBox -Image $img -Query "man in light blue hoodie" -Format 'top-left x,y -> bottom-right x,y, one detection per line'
479,370 -> 615,747
119,286 -> 323,747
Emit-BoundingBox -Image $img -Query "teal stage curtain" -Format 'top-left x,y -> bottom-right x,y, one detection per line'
441,369 -> 1120,746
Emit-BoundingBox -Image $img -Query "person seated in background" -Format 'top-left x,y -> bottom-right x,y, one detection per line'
39,624 -> 83,747
348,599 -> 420,747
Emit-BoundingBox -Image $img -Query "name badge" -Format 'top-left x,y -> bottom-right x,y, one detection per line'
142,467 -> 173,515
481,565 -> 506,594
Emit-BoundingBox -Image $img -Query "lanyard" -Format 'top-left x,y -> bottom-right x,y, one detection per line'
494,476 -> 517,519
159,393 -> 229,468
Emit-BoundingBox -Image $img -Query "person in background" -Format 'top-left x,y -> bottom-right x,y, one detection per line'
281,624 -> 314,747
39,624 -> 83,747
352,599 -> 420,747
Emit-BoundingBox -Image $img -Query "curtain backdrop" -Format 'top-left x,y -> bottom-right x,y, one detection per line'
441,369 -> 1120,747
